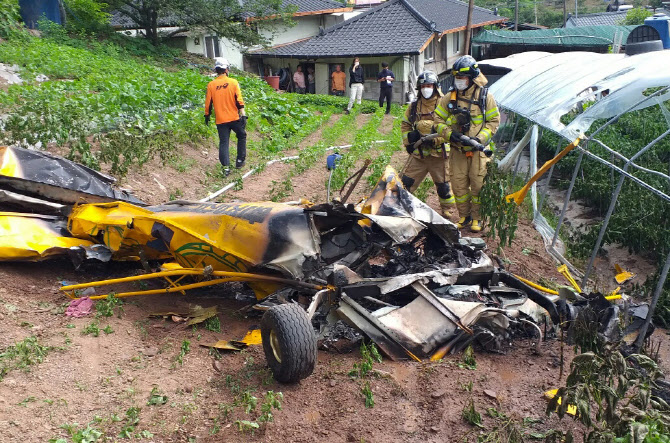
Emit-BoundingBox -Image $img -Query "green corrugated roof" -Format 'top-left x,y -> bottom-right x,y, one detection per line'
473,25 -> 637,47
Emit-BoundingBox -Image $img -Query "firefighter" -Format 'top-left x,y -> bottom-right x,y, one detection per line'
400,71 -> 455,217
434,56 -> 500,232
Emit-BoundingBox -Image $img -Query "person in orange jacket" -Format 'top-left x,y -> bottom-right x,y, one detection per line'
204,57 -> 247,176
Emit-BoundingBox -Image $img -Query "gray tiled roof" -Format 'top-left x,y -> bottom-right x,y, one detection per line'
564,11 -> 628,28
409,0 -> 507,34
285,0 -> 350,13
250,0 -> 504,57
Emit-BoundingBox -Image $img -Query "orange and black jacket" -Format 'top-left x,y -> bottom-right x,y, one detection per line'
204,74 -> 245,125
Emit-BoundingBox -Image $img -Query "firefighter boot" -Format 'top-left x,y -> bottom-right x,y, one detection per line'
456,216 -> 472,229
471,220 -> 482,232
440,195 -> 455,219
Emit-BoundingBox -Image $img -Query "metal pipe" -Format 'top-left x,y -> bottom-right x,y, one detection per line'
538,139 -> 563,212
589,138 -> 670,183
552,149 -> 584,248
582,128 -> 670,287
633,251 -> 670,351
576,146 -> 670,203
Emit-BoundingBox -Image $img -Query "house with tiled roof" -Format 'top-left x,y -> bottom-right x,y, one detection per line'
247,0 -> 504,102
563,11 -> 629,28
110,0 -> 352,68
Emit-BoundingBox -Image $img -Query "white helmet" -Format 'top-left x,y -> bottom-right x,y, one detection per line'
213,57 -> 230,71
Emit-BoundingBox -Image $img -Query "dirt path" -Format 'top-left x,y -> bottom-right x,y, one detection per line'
288,113 -> 372,203
0,259 -> 581,442
225,114 -> 344,203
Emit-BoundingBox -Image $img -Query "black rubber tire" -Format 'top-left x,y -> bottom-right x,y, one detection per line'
260,304 -> 317,383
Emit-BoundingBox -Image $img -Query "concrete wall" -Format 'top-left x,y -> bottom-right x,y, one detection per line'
259,15 -> 346,46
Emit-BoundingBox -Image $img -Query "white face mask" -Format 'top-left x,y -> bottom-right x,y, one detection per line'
454,78 -> 469,90
421,87 -> 433,99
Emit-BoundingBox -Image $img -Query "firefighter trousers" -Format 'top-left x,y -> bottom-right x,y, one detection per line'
401,153 -> 454,216
449,148 -> 489,220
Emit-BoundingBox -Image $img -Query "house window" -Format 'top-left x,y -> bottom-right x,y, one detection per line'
424,39 -> 435,61
452,32 -> 460,55
362,64 -> 378,80
205,36 -> 220,58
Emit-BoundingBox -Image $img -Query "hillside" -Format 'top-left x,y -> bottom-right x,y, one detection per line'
1,26 -> 669,443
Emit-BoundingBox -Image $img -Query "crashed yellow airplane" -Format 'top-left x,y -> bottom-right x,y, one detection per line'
1,146 -> 644,384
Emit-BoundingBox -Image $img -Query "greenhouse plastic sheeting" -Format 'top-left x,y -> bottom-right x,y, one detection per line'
488,51 -> 670,139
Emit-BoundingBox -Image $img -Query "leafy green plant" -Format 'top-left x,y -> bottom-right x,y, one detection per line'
203,315 -> 221,332
0,0 -> 24,39
95,293 -> 123,318
0,336 -> 50,380
480,161 -> 519,251
82,321 -> 100,337
547,346 -> 670,442
234,419 -> 259,434
175,340 -> 190,365
258,391 -> 283,423
349,342 -> 383,378
348,342 -> 383,408
462,398 -> 483,428
459,345 -> 477,370
362,381 -> 374,408
147,387 -> 168,406
118,406 -> 141,439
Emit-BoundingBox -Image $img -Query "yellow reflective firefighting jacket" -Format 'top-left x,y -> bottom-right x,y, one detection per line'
401,93 -> 446,157
434,74 -> 500,150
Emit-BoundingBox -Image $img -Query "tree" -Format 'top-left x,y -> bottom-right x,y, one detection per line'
108,0 -> 295,46
618,7 -> 652,25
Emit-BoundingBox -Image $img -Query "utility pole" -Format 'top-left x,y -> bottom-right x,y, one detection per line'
575,0 -> 578,18
515,0 -> 519,30
563,0 -> 567,27
464,0 -> 475,55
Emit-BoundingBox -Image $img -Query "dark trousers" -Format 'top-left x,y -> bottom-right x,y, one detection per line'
216,119 -> 246,167
379,87 -> 392,113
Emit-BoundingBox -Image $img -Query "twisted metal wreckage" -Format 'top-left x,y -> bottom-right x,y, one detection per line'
0,143 -> 650,382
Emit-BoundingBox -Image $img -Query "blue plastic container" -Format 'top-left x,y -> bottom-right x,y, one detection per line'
644,16 -> 670,49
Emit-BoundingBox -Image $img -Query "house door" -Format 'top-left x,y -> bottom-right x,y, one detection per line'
205,36 -> 220,58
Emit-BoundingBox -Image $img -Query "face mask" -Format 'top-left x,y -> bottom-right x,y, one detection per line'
455,78 -> 469,90
421,87 -> 433,99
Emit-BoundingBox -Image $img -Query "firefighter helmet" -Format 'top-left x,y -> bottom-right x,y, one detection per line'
451,55 -> 480,79
417,70 -> 438,88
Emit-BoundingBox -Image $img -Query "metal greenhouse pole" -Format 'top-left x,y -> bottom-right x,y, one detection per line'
581,128 -> 670,287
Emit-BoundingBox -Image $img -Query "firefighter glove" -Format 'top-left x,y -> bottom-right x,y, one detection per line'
240,115 -> 248,126
407,130 -> 421,145
405,144 -> 415,155
204,115 -> 210,126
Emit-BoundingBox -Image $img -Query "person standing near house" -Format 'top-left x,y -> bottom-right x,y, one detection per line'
293,65 -> 306,94
434,55 -> 500,232
377,61 -> 395,114
400,70 -> 455,218
346,57 -> 364,114
331,64 -> 346,96
307,66 -> 316,94
204,57 -> 247,177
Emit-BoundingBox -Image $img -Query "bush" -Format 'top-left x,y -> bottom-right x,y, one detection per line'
618,8 -> 652,25
62,0 -> 111,33
0,0 -> 24,39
